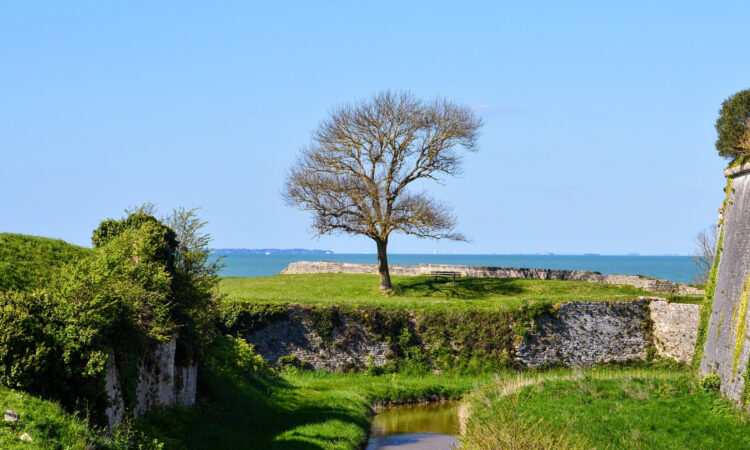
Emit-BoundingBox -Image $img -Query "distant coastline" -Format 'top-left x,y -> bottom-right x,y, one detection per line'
213,248 -> 334,255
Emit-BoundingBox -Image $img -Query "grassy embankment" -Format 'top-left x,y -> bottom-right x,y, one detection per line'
0,233 -> 92,292
461,369 -> 750,449
0,384 -> 99,449
220,273 -> 665,311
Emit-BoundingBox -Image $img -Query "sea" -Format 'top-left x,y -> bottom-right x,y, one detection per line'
213,253 -> 699,284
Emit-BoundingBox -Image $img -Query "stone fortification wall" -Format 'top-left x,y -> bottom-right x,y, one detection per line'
104,337 -> 197,427
240,299 -> 699,371
282,261 -> 702,295
701,163 -> 750,406
247,306 -> 390,371
649,300 -> 701,364
516,299 -> 700,367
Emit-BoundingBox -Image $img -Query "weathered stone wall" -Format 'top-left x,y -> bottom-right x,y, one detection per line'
513,299 -> 701,368
104,337 -> 198,427
246,306 -> 390,371
241,299 -> 700,371
514,301 -> 651,367
701,163 -> 750,406
282,261 -> 702,295
649,300 -> 701,364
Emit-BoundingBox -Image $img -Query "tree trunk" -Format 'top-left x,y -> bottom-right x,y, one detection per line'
375,238 -> 392,290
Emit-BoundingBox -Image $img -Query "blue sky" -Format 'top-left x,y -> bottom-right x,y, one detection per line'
2,1 -> 747,254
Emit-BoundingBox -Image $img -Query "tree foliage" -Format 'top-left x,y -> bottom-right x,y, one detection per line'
716,89 -> 750,159
284,91 -> 482,289
0,209 -> 220,423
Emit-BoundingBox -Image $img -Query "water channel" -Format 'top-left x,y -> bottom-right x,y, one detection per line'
365,401 -> 460,449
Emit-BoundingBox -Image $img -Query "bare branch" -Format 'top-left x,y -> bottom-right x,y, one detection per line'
282,91 -> 482,289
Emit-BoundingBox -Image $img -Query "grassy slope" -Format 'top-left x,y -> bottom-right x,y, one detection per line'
220,273 -> 651,311
462,369 -> 750,450
0,233 -> 91,292
139,336 -> 490,449
0,385 -> 96,449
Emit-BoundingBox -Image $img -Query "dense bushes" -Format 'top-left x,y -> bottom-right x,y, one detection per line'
0,209 -> 220,424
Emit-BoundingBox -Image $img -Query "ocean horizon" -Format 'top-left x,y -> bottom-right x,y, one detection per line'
213,253 -> 699,284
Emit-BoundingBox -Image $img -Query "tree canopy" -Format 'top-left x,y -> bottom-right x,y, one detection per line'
284,91 -> 482,289
716,89 -> 750,160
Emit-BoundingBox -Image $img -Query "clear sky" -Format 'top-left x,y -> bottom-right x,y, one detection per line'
2,1 -> 748,254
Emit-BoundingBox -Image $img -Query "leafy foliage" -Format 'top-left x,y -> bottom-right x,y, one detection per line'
700,373 -> 721,392
0,209 -> 220,425
716,89 -> 750,159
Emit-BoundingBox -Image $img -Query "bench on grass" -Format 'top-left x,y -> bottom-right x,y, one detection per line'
430,271 -> 461,282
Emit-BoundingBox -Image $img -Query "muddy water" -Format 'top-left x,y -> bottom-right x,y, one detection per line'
366,401 -> 460,449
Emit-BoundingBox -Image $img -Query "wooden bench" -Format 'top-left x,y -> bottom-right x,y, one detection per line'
430,271 -> 461,282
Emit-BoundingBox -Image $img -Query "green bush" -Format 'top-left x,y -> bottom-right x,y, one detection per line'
277,355 -> 312,371
0,210 -> 221,425
700,373 -> 721,392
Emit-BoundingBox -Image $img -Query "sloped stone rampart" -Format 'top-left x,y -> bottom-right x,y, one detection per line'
282,261 -> 702,295
701,163 -> 750,406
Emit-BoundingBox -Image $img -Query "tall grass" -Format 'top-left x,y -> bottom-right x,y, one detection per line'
461,369 -> 750,449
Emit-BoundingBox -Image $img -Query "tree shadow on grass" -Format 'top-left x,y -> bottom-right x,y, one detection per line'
392,276 -> 525,299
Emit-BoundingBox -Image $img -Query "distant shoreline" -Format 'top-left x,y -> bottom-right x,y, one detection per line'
212,250 -> 688,257
213,248 -> 334,255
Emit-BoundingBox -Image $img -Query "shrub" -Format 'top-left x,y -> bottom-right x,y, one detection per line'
277,355 -> 312,371
0,209 -> 221,424
700,373 -> 721,392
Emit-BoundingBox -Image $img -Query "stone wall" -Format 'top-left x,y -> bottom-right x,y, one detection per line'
649,300 -> 701,364
701,162 -> 750,406
246,306 -> 390,371
240,299 -> 700,372
515,299 -> 700,367
282,261 -> 702,295
104,337 -> 198,427
514,301 -> 651,367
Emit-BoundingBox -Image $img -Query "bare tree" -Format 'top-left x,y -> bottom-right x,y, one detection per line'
284,91 -> 482,290
691,225 -> 719,286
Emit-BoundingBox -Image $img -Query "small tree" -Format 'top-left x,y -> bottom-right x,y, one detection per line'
691,225 -> 718,286
284,91 -> 482,290
716,89 -> 750,159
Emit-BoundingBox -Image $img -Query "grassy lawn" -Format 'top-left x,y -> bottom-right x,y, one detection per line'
461,369 -> 750,449
0,385 -> 96,449
139,336 -> 492,449
220,273 -> 651,311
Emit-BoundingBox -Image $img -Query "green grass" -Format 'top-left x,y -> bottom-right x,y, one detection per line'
138,335 -> 491,449
0,233 -> 92,292
0,384 -> 97,449
461,369 -> 750,449
220,273 -> 650,311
